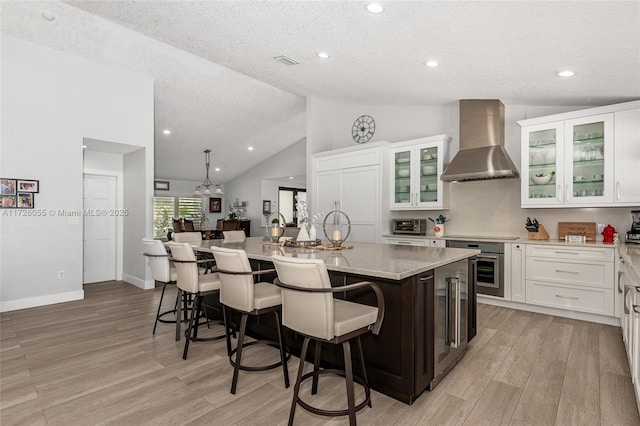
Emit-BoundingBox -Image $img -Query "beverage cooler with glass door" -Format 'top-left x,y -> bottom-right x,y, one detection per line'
430,259 -> 469,390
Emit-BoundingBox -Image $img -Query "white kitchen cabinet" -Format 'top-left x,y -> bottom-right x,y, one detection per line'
525,244 -> 615,316
389,135 -> 450,210
518,101 -> 640,208
510,243 -> 526,303
614,108 -> 640,204
312,144 -> 389,243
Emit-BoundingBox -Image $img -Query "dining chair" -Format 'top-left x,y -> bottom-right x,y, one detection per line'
272,255 -> 385,426
183,219 -> 195,232
211,246 -> 290,394
222,230 -> 246,243
172,218 -> 184,233
222,219 -> 240,231
168,242 -> 226,359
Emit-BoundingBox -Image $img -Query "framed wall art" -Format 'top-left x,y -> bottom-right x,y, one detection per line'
262,200 -> 271,215
1,179 -> 16,195
154,181 -> 170,191
17,193 -> 33,209
1,195 -> 16,208
209,197 -> 222,213
17,179 -> 39,193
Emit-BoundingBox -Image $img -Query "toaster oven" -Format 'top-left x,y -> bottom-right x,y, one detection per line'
392,219 -> 427,235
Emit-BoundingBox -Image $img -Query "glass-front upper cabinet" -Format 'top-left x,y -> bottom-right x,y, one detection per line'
521,122 -> 564,206
521,113 -> 614,207
564,114 -> 614,205
390,136 -> 449,210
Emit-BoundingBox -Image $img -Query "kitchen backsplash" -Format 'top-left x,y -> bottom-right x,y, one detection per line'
391,178 -> 637,241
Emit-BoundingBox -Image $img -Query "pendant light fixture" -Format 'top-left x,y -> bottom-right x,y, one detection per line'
193,149 -> 224,196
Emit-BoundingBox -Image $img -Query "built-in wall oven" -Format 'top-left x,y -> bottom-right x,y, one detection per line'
446,240 -> 505,298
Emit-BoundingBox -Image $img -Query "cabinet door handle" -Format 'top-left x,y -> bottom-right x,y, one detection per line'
410,192 -> 413,205
396,241 -> 413,245
419,275 -> 434,281
555,269 -> 579,274
633,305 -> 640,314
616,182 -> 621,200
555,294 -> 579,300
618,271 -> 624,293
554,250 -> 580,255
565,184 -> 570,202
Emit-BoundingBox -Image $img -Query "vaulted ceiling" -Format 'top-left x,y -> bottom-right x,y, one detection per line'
3,1 -> 639,182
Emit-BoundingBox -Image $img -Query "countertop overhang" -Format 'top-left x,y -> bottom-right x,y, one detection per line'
188,237 -> 480,281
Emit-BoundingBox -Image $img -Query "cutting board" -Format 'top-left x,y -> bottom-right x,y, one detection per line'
558,222 -> 597,242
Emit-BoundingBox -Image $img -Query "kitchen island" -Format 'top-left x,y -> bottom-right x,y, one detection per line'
191,237 -> 480,404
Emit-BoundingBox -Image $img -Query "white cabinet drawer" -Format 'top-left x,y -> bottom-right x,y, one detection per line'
384,237 -> 427,246
526,281 -> 614,316
526,257 -> 614,289
526,244 -> 615,262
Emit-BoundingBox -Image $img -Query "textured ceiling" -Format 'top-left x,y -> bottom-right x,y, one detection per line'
3,1 -> 640,182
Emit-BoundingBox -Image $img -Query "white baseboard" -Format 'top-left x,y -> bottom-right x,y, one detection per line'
0,290 -> 85,313
123,273 -> 154,290
478,295 -> 620,327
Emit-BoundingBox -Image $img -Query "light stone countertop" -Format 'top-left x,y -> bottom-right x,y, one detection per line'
382,234 -> 620,247
189,237 -> 480,281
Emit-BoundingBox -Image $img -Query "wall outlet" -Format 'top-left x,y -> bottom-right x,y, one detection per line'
597,223 -> 606,234
58,270 -> 65,280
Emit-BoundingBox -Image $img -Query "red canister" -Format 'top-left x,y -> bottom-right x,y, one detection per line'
601,224 -> 616,244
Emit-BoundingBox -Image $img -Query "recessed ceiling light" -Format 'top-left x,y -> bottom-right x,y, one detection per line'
289,176 -> 294,179
41,11 -> 56,22
215,167 -> 220,172
248,146 -> 254,151
82,145 -> 87,149
366,3 -> 384,13
162,129 -> 171,135
425,60 -> 440,67
557,70 -> 575,77
317,52 -> 330,59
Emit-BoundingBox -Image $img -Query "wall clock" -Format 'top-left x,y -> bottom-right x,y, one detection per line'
352,115 -> 376,144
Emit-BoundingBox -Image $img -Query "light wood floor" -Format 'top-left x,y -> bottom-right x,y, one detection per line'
1,281 -> 639,425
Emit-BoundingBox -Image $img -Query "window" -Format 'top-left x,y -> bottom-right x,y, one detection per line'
153,196 -> 203,238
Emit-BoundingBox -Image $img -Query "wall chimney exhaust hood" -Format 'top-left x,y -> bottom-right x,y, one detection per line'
441,100 -> 519,182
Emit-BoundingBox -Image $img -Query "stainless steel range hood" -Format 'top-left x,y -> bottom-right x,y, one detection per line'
441,100 -> 519,182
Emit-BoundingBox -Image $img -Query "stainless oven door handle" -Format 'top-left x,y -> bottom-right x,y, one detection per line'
475,254 -> 498,260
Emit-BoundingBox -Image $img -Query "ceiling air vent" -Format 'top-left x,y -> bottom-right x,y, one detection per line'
273,55 -> 300,66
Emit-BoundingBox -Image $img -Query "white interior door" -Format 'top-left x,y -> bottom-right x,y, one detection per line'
83,174 -> 117,283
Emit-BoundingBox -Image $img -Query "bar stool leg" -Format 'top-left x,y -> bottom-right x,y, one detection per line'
311,341 -> 322,395
343,340 -> 356,426
230,313 -> 248,395
153,282 -> 167,335
222,305 -> 233,357
182,294 -> 199,360
274,310 -> 290,388
289,336 -> 310,426
356,336 -> 371,408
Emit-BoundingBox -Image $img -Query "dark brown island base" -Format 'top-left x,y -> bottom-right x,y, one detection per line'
193,237 -> 480,404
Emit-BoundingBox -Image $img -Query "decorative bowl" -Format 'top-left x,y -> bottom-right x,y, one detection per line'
531,173 -> 553,185
422,165 -> 437,175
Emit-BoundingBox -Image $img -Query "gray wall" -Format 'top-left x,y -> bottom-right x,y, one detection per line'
225,139 -> 307,236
